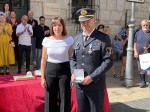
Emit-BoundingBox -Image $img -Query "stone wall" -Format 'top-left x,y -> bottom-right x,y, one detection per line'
98,0 -> 150,35
30,0 -> 150,36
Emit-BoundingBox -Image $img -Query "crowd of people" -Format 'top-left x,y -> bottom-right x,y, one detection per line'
0,2 -> 150,112
97,22 -> 150,87
0,3 -> 50,75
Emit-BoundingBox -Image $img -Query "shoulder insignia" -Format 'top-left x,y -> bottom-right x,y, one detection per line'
106,47 -> 113,54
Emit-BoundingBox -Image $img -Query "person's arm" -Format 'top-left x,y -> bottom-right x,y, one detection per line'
122,37 -> 128,47
27,25 -> 33,36
90,35 -> 113,83
41,46 -> 47,88
68,45 -> 73,60
5,24 -> 12,36
16,25 -> 24,37
133,32 -> 139,58
70,37 -> 78,82
134,42 -> 138,58
45,26 -> 50,37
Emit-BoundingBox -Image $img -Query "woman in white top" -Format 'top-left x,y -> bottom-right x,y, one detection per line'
41,17 -> 74,112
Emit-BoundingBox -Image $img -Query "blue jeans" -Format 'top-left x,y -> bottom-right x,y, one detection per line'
36,48 -> 42,69
31,37 -> 36,63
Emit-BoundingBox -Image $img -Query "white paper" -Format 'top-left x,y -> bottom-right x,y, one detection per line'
73,69 -> 84,83
139,53 -> 150,71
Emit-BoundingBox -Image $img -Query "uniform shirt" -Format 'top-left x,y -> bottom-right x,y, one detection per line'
70,29 -> 113,86
42,36 -> 74,63
134,29 -> 150,54
16,23 -> 33,46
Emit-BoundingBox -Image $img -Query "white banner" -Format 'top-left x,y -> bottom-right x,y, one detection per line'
139,53 -> 150,71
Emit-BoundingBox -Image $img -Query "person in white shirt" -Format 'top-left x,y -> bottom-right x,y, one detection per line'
41,17 -> 74,112
16,15 -> 33,74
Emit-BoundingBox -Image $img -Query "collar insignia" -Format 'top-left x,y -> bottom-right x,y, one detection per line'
96,39 -> 100,42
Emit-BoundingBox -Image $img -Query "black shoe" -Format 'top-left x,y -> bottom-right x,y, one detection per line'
0,67 -> 4,75
120,76 -> 124,81
17,70 -> 21,74
139,81 -> 147,88
113,74 -> 118,78
6,66 -> 10,75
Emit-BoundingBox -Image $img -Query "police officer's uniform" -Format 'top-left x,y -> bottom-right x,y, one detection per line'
70,8 -> 113,112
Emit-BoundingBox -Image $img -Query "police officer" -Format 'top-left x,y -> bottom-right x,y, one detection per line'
70,8 -> 113,112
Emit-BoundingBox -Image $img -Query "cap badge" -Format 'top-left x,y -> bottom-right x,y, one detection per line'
80,9 -> 87,16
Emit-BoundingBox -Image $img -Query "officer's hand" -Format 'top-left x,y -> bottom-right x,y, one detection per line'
82,76 -> 93,85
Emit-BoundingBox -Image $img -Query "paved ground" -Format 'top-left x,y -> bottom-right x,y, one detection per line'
106,60 -> 150,112
8,60 -> 150,112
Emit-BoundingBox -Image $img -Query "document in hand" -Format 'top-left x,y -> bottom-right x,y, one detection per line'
139,53 -> 150,71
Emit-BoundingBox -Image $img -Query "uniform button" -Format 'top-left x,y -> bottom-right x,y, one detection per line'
82,55 -> 85,57
82,63 -> 84,65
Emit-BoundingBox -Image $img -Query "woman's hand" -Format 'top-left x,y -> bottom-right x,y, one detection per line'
41,78 -> 46,88
70,74 -> 75,88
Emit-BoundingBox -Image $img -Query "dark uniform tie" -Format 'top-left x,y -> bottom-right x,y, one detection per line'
84,35 -> 89,45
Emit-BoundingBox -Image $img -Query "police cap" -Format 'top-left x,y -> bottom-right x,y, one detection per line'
76,8 -> 95,22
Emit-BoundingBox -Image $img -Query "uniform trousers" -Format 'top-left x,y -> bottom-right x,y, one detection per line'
76,87 -> 105,112
44,61 -> 71,112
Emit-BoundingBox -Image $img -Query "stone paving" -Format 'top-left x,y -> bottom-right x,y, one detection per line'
107,60 -> 150,112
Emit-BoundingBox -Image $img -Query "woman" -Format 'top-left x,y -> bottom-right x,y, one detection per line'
120,27 -> 129,81
0,14 -> 15,75
8,11 -> 20,62
113,35 -> 123,60
97,24 -> 105,32
3,3 -> 11,21
41,17 -> 74,112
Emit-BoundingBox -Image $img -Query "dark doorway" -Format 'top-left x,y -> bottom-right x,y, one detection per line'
0,0 -> 29,19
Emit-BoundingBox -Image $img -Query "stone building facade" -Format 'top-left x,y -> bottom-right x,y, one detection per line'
30,0 -> 150,36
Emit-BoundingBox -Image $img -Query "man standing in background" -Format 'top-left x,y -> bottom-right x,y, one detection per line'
16,15 -> 33,74
134,19 -> 150,89
28,10 -> 38,65
35,16 -> 50,70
